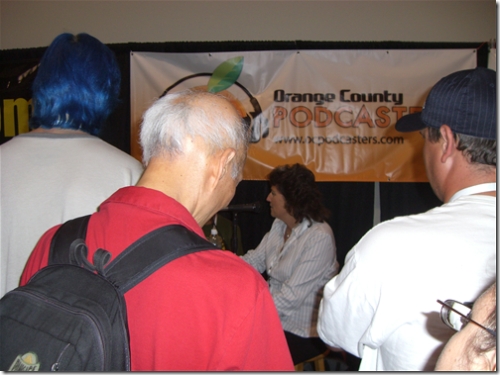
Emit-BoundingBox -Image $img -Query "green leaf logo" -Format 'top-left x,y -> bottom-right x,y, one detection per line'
207,56 -> 244,93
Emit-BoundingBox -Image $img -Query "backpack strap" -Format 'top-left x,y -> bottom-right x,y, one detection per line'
49,215 -> 91,265
49,216 -> 218,294
104,225 -> 217,293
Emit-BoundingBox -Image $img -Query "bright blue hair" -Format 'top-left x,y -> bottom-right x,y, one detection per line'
29,33 -> 121,135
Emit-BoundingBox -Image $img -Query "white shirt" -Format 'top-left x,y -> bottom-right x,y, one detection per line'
1,132 -> 144,297
317,193 -> 496,371
243,218 -> 339,337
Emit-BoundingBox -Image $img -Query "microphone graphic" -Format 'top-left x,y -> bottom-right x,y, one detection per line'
219,201 -> 263,213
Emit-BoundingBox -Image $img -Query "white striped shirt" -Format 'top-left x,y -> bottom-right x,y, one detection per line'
242,218 -> 338,337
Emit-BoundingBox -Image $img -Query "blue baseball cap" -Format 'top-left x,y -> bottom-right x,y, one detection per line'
395,67 -> 497,140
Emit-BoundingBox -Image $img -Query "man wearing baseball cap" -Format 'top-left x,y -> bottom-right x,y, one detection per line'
317,67 -> 496,371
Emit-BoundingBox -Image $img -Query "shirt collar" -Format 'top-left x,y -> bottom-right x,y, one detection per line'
102,186 -> 204,237
276,217 -> 314,238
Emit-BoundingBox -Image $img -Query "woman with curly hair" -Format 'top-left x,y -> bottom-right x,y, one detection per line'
242,163 -> 339,365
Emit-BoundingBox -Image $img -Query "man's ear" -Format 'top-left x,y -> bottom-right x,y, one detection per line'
484,348 -> 496,371
439,125 -> 458,163
473,348 -> 497,371
213,148 -> 236,184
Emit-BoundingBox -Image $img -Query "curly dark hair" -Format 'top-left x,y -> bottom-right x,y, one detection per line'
427,127 -> 496,167
267,163 -> 330,224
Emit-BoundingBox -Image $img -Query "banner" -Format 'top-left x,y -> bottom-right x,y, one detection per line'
130,49 -> 476,182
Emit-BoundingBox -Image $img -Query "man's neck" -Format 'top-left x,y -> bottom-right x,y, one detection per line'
136,154 -> 216,227
447,181 -> 496,203
441,158 -> 496,203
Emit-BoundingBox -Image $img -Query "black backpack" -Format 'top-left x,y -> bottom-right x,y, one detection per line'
0,215 -> 216,371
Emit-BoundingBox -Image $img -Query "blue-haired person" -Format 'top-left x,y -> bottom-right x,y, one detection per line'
1,33 -> 144,298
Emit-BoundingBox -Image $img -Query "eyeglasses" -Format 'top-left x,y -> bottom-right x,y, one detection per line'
437,299 -> 496,338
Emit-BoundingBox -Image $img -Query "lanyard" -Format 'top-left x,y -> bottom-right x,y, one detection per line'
449,183 -> 497,203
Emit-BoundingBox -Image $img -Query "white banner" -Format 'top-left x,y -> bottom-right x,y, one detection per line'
131,49 -> 476,182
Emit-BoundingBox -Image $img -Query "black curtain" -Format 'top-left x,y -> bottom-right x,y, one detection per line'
0,40 -> 489,267
380,182 -> 442,222
318,182 -> 374,269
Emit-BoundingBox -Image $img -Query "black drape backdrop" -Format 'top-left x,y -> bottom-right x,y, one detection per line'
0,40 -> 489,268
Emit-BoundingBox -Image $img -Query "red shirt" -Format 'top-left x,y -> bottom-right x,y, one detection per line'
21,186 -> 294,371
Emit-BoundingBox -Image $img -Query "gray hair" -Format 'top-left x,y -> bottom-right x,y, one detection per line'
140,89 -> 250,179
427,127 -> 496,167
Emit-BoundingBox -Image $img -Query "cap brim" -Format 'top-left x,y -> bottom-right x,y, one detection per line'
395,112 -> 426,133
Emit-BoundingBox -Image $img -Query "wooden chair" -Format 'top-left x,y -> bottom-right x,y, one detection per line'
294,349 -> 330,371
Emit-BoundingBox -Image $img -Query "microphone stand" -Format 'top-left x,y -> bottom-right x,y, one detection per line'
231,212 -> 239,254
219,202 -> 262,254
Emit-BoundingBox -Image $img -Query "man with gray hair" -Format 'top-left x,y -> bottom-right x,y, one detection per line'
20,90 -> 294,371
